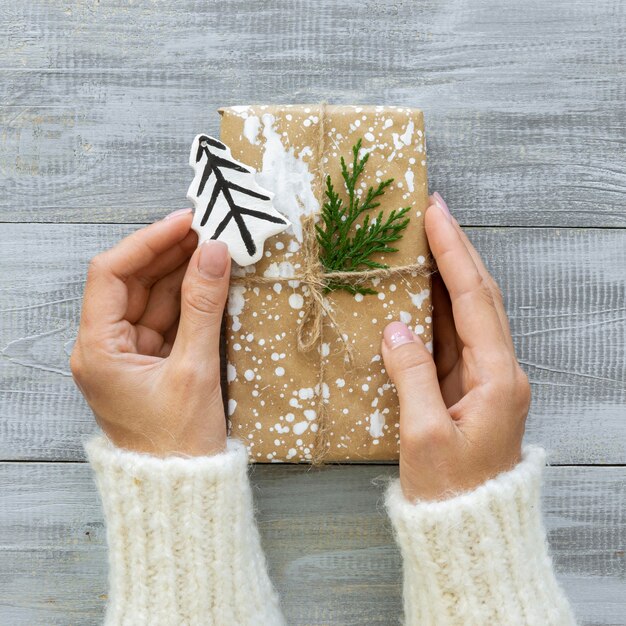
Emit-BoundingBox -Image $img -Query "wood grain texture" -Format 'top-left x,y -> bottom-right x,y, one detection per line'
1,223 -> 624,463
0,462 -> 623,626
1,0 -> 624,226
1,0 -> 625,622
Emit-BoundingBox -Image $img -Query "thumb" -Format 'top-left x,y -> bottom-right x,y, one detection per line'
172,240 -> 231,363
381,321 -> 450,433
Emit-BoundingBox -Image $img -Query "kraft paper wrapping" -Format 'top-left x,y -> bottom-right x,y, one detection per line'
220,105 -> 432,462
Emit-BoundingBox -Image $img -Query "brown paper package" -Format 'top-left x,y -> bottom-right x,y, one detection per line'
219,105 -> 432,462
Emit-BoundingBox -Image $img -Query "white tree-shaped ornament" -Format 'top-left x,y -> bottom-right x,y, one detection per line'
187,134 -> 291,266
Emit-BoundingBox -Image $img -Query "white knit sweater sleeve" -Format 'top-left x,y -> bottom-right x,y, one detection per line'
385,446 -> 577,626
84,433 -> 285,626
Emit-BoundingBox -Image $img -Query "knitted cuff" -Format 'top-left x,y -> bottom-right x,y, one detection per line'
85,433 -> 284,626
385,446 -> 577,626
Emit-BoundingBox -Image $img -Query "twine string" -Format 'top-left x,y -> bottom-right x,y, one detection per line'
229,248 -> 435,354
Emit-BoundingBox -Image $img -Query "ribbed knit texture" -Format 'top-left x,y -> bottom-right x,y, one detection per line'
84,434 -> 285,626
385,445 -> 577,626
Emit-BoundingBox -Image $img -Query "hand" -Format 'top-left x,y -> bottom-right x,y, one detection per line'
70,208 -> 231,457
381,193 -> 531,501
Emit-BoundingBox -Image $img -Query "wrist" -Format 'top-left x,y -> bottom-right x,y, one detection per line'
399,444 -> 523,502
101,424 -> 227,458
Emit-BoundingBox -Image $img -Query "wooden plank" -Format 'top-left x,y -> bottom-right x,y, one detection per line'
1,0 -> 624,226
0,462 -> 624,625
1,224 -> 624,463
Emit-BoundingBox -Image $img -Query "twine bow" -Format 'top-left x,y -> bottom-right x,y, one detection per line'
229,103 -> 436,462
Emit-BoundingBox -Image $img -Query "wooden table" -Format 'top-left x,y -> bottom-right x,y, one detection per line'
1,2 -> 624,624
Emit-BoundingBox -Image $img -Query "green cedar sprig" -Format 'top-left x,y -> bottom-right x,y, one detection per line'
315,138 -> 411,295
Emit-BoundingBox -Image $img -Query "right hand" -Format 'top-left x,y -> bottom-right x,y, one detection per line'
381,194 -> 531,501
70,208 -> 231,457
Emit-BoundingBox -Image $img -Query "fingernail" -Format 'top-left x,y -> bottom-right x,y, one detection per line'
198,240 -> 229,278
384,321 -> 415,350
433,192 -> 452,221
164,208 -> 193,220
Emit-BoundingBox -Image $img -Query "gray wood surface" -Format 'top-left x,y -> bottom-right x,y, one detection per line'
1,0 -> 625,227
0,462 -> 624,626
1,0 -> 625,624
1,224 -> 624,464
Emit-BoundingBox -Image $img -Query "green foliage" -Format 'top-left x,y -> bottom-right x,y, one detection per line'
315,138 -> 411,295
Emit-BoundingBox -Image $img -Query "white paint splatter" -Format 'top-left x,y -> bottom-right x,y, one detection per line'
368,409 -> 385,438
244,369 -> 255,381
228,399 -> 238,416
263,261 -> 296,278
408,288 -> 430,309
400,120 -> 414,145
400,310 -> 412,324
293,421 -> 309,435
389,120 -> 415,161
298,387 -> 315,400
405,169 -> 414,192
243,116 -> 261,145
253,113 -> 319,242
226,362 -> 237,383
275,366 -> 285,376
227,285 -> 246,316
289,293 -> 304,309
304,409 -> 316,421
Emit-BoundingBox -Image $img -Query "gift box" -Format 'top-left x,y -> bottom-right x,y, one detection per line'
219,104 -> 433,462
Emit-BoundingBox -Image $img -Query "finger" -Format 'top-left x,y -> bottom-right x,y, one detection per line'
428,194 -> 513,355
133,324 -> 168,357
381,321 -> 453,437
424,202 -> 507,357
100,209 -> 193,281
133,229 -> 197,287
169,240 -> 231,365
431,272 -> 459,379
82,210 -> 193,328
125,231 -> 196,323
137,261 -> 188,333
448,218 -> 516,355
160,318 -> 180,357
